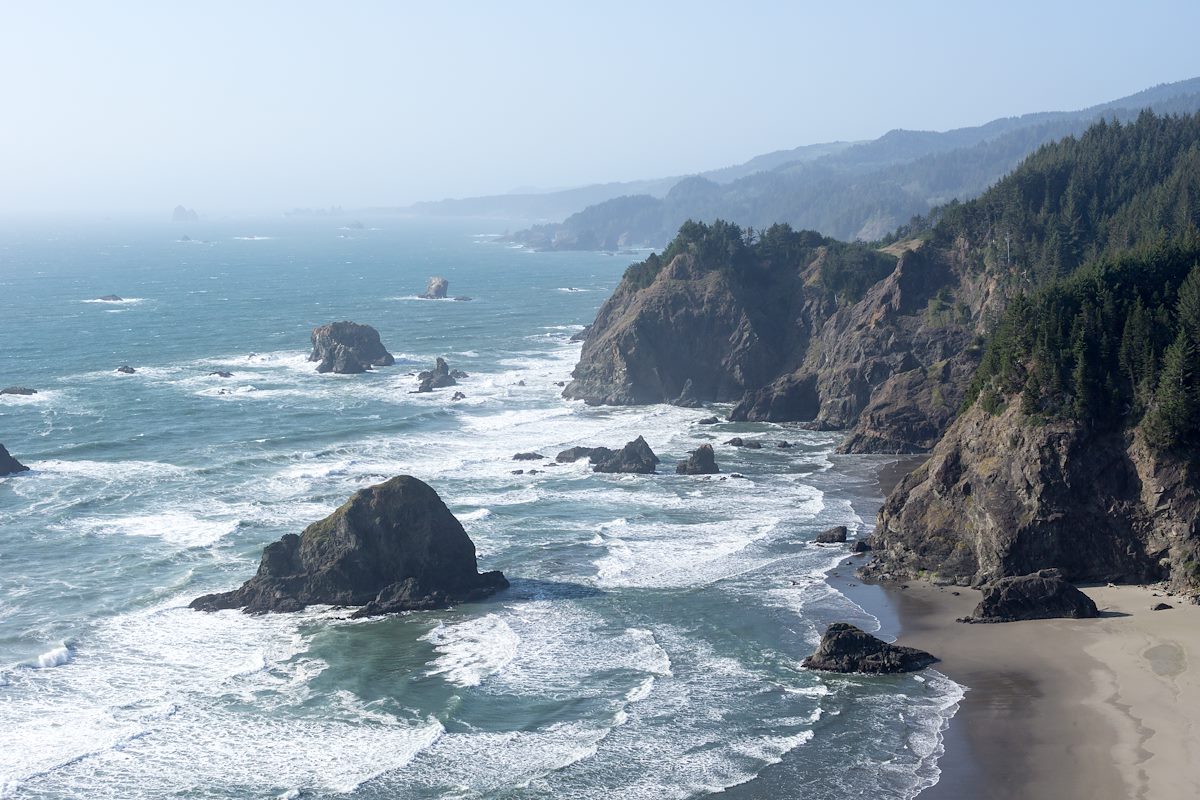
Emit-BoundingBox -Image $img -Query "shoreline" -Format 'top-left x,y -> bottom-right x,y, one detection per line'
838,458 -> 1200,799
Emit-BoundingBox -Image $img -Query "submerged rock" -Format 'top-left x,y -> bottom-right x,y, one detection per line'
962,569 -> 1099,623
116,365 -> 136,374
0,444 -> 30,476
512,452 -> 545,461
451,391 -> 466,401
309,321 -> 395,374
97,294 -> 124,302
416,357 -> 457,392
593,436 -> 659,474
725,437 -> 762,449
676,444 -> 719,475
697,416 -> 720,425
420,276 -> 449,299
802,622 -> 936,673
208,371 -> 233,378
815,525 -> 848,544
189,475 -> 508,616
0,387 -> 37,396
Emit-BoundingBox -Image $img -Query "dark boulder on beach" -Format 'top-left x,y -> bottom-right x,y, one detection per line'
0,387 -> 37,396
309,321 -> 395,374
420,276 -> 449,299
962,569 -> 1099,623
116,365 -> 136,374
676,444 -> 719,475
802,622 -> 937,673
815,525 -> 849,544
0,444 -> 30,476
512,452 -> 544,461
189,475 -> 508,616
593,436 -> 659,474
416,357 -> 457,392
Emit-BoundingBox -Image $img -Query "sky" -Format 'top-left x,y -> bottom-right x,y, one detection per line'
1,1 -> 1198,216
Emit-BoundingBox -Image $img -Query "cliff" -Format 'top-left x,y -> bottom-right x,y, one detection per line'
866,402 -> 1200,593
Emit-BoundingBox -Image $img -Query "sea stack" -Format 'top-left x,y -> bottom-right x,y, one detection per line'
309,321 -> 395,374
676,444 -> 719,474
0,444 -> 30,476
416,357 -> 457,392
593,436 -> 659,474
420,277 -> 449,299
190,475 -> 508,616
802,623 -> 936,673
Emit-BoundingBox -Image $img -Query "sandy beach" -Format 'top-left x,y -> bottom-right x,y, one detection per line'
870,579 -> 1200,800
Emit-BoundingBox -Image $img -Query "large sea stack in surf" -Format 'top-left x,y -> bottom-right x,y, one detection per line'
190,475 -> 508,616
309,321 -> 395,374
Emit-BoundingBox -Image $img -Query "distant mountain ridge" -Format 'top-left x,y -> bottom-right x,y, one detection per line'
498,77 -> 1200,247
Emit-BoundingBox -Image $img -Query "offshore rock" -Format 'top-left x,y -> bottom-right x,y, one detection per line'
190,476 -> 508,616
963,570 -> 1099,623
593,436 -> 659,474
815,525 -> 848,544
417,357 -> 457,392
0,444 -> 30,476
420,277 -> 449,299
802,622 -> 936,673
97,294 -> 124,302
309,322 -> 395,374
1,387 -> 37,395
555,446 -> 614,464
725,437 -> 762,449
116,365 -> 136,374
676,444 -> 719,475
512,452 -> 544,461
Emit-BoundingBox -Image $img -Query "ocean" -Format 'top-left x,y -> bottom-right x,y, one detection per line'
0,218 -> 962,799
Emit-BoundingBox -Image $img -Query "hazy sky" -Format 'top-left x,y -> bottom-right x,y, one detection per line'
2,1 -> 1198,215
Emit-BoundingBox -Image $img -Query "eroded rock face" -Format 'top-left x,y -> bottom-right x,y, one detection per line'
309,322 -> 395,374
676,444 -> 719,475
565,245 -> 984,454
0,444 -> 30,476
190,476 -> 508,616
802,622 -> 936,673
593,436 -> 659,474
964,570 -> 1099,623
421,277 -> 449,299
866,402 -> 1200,592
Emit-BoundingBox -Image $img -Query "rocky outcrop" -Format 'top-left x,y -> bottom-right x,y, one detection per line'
564,238 -> 985,454
962,569 -> 1099,623
697,416 -> 719,425
593,436 -> 659,474
0,444 -> 30,476
416,357 -> 457,392
556,446 -> 614,464
190,476 -> 508,616
866,402 -> 1200,593
801,623 -> 936,673
309,322 -> 395,374
97,294 -> 124,302
116,365 -> 136,374
0,387 -> 37,396
421,277 -> 449,299
815,526 -> 848,544
724,437 -> 762,449
676,444 -> 719,475
512,452 -> 544,461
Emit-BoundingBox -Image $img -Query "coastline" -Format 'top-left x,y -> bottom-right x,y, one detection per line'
838,458 -> 1200,799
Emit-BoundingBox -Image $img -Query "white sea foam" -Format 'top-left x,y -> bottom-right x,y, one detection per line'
74,512 -> 239,548
28,644 -> 73,670
81,297 -> 145,305
422,614 -> 520,687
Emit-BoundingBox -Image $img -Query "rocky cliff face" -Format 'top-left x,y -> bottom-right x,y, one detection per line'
566,240 -> 987,454
865,402 -> 1200,593
190,476 -> 508,615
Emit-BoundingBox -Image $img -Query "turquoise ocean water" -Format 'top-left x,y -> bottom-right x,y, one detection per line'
0,218 -> 960,799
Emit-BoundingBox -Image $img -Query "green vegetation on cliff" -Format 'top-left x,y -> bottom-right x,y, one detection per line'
621,219 -> 896,303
